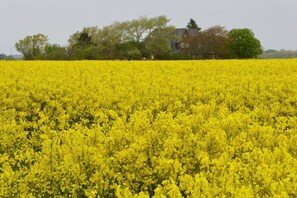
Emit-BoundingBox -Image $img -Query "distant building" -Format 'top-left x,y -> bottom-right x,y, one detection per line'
171,28 -> 199,53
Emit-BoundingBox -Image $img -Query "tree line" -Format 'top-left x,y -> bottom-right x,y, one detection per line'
260,49 -> 297,59
14,16 -> 263,60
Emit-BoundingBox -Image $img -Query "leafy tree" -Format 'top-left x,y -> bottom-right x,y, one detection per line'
228,28 -> 263,59
76,32 -> 93,47
99,22 -> 125,59
40,44 -> 67,60
118,41 -> 142,60
69,45 -> 104,60
119,15 -> 176,59
67,16 -> 175,60
15,34 -> 49,60
123,16 -> 152,43
186,18 -> 201,31
145,26 -> 176,59
68,28 -> 105,60
68,27 -> 100,48
189,26 -> 230,59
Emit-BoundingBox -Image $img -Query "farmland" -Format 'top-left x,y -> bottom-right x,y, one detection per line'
1,60 -> 297,197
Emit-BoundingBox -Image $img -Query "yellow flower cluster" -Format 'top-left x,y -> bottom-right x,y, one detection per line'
1,60 -> 297,197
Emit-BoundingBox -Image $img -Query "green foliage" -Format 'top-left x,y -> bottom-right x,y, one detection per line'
145,26 -> 176,60
69,45 -> 103,60
15,34 -> 49,60
68,29 -> 104,60
13,17 -> 265,60
118,41 -> 142,60
40,44 -> 67,60
67,16 -> 175,60
1,60 -> 297,197
228,28 -> 263,59
76,32 -> 94,47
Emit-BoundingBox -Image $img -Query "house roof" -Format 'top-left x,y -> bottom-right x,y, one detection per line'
175,28 -> 199,37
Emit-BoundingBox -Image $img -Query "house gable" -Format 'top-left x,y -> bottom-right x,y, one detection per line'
171,28 -> 199,53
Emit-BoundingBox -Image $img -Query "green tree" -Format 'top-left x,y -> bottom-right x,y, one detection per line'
41,44 -> 67,60
99,22 -> 125,59
186,18 -> 201,31
118,41 -> 142,60
123,16 -> 152,43
68,27 -> 100,48
68,28 -> 104,60
76,32 -> 93,47
67,16 -> 175,60
15,34 -> 49,60
228,28 -> 263,59
145,26 -> 176,59
120,15 -> 175,59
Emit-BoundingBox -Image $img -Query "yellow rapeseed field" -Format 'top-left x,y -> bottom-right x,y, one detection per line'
1,60 -> 297,197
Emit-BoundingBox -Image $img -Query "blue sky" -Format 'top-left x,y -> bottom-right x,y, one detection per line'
1,0 -> 297,54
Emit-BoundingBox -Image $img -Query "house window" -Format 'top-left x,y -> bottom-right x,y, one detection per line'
175,42 -> 180,50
